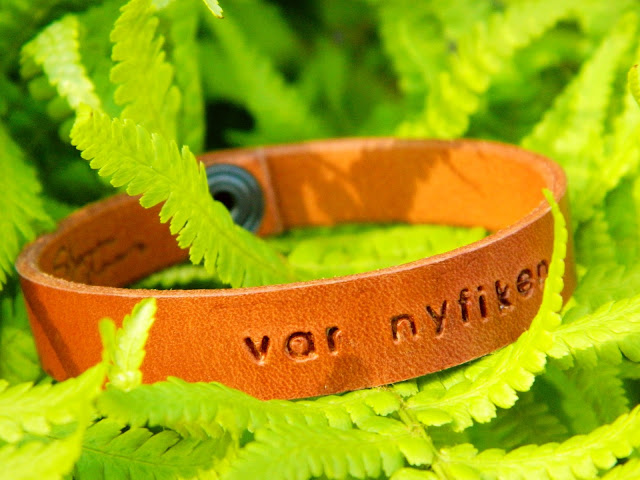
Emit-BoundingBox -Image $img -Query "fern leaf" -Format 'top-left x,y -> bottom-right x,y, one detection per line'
604,178 -> 640,265
570,263 -> 640,312
0,427 -> 85,480
404,191 -> 566,431
0,123 -> 50,288
219,421 -> 418,480
549,294 -> 640,367
110,0 -> 181,141
629,63 -> 640,108
0,0 -> 100,70
0,363 -> 105,443
389,468 -> 437,480
70,107 -> 296,287
397,0 -> 579,138
435,404 -> 640,480
522,14 -> 638,223
541,364 -> 601,435
77,0 -> 124,119
100,298 -> 156,392
202,0 -> 223,18
74,419 -> 228,480
160,0 -> 205,152
574,211 -> 618,269
543,363 -> 629,435
0,290 -> 43,385
618,359 -> 640,379
600,458 -> 640,480
97,377 -> 353,440
466,389 -> 568,451
202,12 -> 330,145
21,15 -> 102,112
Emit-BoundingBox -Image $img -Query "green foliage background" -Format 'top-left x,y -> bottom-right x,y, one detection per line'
3,0 -> 640,478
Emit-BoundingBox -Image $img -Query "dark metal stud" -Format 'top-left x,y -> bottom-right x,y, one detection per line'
206,164 -> 264,232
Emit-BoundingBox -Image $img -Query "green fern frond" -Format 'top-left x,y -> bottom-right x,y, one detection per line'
202,11 -> 330,145
100,298 -> 156,392
160,0 -> 205,152
600,458 -> 640,479
201,0 -> 223,18
0,425 -> 85,480
219,420 -> 426,480
374,1 -> 493,97
618,359 -> 640,379
543,363 -> 629,435
604,178 -> 640,265
571,263 -> 640,312
111,0 -> 181,140
0,363 -> 105,443
522,13 -> 637,224
549,294 -> 640,367
77,0 -> 124,119
541,364 -> 602,435
466,389 -> 568,451
389,468 -> 437,480
397,0 -> 579,138
0,290 -> 43,385
629,62 -> 640,107
74,418 -> 228,480
0,124 -> 50,289
574,211 -> 618,268
403,191 -> 566,431
0,0 -> 98,70
97,377 -> 353,440
435,403 -> 640,479
21,15 -> 102,112
280,224 -> 486,280
70,107 -> 296,287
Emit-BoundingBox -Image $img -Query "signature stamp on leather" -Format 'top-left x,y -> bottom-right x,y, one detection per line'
52,239 -> 146,284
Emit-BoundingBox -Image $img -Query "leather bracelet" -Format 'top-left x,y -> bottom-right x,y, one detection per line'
16,138 -> 576,400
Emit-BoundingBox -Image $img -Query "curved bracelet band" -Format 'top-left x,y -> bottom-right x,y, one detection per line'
16,138 -> 576,400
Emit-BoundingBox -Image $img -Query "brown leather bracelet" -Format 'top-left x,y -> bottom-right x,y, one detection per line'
16,138 -> 576,400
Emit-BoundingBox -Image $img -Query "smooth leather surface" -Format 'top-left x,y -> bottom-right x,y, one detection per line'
16,138 -> 576,400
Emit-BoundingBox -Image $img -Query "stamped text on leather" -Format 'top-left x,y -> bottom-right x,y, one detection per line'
244,259 -> 549,364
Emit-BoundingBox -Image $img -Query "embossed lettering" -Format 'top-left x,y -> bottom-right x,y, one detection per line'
477,286 -> 488,319
244,336 -> 270,363
326,326 -> 340,353
517,269 -> 534,297
391,314 -> 417,342
495,281 -> 513,312
537,260 -> 549,285
426,301 -> 447,335
458,289 -> 471,322
286,332 -> 316,360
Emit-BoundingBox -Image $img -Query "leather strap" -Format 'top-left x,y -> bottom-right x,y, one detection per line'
16,138 -> 576,400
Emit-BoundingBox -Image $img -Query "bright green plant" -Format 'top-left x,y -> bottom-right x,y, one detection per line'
2,0 -> 640,478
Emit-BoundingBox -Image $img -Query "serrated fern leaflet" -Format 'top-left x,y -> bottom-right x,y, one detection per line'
396,0 -> 580,138
110,0 -> 180,141
100,298 -> 156,392
0,125 -> 50,289
21,15 -> 102,112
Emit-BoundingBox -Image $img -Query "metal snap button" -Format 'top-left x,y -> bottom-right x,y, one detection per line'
205,164 -> 264,232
